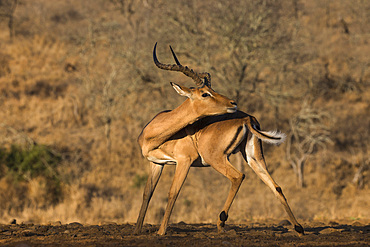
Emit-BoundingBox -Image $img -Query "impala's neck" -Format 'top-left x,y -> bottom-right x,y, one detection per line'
139,99 -> 199,155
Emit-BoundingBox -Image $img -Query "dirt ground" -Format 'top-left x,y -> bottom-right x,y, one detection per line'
0,220 -> 368,247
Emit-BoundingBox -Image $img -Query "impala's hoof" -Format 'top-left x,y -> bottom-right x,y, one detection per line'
157,228 -> 166,236
133,227 -> 141,235
295,224 -> 305,236
219,211 -> 228,222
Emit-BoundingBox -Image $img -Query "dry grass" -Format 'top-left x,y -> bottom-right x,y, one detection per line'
0,0 -> 369,225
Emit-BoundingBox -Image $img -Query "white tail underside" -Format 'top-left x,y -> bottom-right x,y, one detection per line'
257,130 -> 287,145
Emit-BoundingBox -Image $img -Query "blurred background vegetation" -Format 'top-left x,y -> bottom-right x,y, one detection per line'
0,0 -> 368,225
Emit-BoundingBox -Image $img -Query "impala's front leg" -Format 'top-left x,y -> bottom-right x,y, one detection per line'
134,162 -> 163,234
157,160 -> 192,235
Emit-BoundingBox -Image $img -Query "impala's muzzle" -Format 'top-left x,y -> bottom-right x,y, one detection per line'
227,101 -> 237,113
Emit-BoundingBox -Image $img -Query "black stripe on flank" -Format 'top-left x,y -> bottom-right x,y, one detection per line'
224,126 -> 244,154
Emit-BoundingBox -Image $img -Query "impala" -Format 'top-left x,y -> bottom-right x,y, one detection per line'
134,44 -> 304,236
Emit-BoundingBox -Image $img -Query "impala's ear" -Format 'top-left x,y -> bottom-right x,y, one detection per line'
171,82 -> 192,98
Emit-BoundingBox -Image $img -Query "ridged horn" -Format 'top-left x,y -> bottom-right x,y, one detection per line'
153,43 -> 211,87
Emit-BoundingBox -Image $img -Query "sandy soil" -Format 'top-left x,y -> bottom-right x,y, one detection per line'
0,220 -> 368,246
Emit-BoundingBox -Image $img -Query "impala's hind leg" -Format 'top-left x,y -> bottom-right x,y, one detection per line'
207,156 -> 245,233
134,162 -> 163,234
243,137 -> 304,236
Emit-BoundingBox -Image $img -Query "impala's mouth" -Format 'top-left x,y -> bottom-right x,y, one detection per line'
227,106 -> 237,113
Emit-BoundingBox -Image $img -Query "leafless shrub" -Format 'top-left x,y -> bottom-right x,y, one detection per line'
0,0 -> 18,40
286,101 -> 333,187
351,139 -> 370,190
0,123 -> 36,149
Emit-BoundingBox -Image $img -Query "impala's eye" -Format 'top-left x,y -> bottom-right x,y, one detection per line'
202,92 -> 211,98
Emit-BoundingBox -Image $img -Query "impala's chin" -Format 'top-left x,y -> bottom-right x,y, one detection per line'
227,106 -> 237,113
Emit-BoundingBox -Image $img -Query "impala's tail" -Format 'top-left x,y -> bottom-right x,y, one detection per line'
245,118 -> 286,145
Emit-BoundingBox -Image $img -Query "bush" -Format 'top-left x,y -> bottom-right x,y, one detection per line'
0,144 -> 63,207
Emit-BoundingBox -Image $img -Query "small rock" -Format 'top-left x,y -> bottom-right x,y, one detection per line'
221,240 -> 233,246
10,219 -> 16,224
320,227 -> 339,234
3,231 -> 12,236
274,232 -> 283,238
77,233 -> 89,237
13,244 -> 31,247
47,228 -> 60,235
352,221 -> 363,227
21,222 -> 34,227
67,222 -> 83,228
99,221 -> 117,226
49,221 -> 62,226
228,229 -> 237,235
21,230 -> 38,237
278,220 -> 292,226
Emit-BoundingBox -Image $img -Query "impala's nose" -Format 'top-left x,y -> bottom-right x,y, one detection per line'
227,101 -> 237,113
